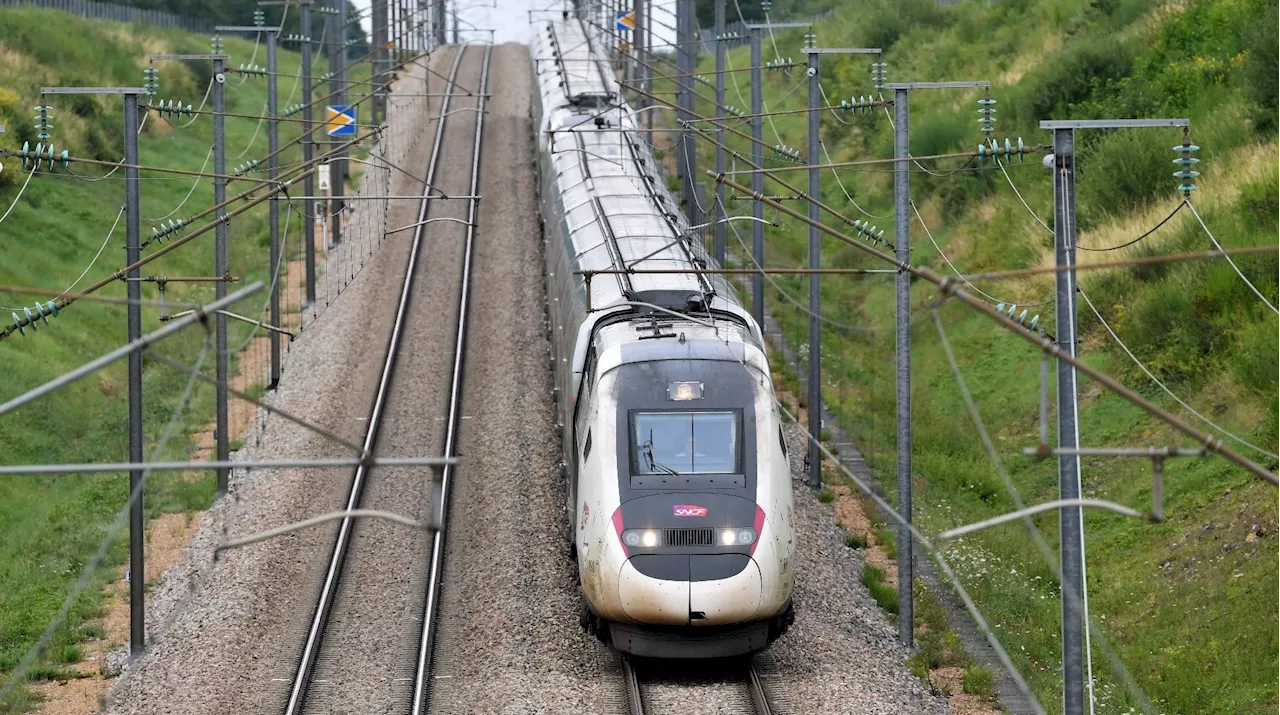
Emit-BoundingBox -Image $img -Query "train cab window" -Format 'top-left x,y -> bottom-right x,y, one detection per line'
633,411 -> 740,475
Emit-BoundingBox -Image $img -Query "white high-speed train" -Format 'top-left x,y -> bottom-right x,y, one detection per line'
532,13 -> 795,659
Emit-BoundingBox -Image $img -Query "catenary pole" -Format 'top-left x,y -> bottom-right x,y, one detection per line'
268,30 -> 282,388
892,85 -> 913,647
805,48 -> 821,489
330,0 -> 346,247
213,56 -> 230,495
301,0 -> 316,305
1039,115 -> 1192,715
713,0 -> 725,265
749,27 -> 763,328
372,0 -> 386,124
122,90 -> 144,657
1052,125 -> 1085,715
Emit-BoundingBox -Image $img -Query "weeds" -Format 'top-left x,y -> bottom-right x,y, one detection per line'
861,564 -> 899,615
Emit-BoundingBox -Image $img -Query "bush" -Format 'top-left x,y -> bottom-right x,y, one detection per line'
817,487 -> 835,503
1009,34 -> 1135,125
1077,128 -> 1179,226
1239,168 -> 1280,227
1242,0 -> 1278,132
845,531 -> 867,549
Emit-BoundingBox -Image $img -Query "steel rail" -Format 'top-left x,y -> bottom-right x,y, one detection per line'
623,658 -> 645,715
620,659 -> 772,715
410,41 -> 493,715
281,46 -> 470,715
746,663 -> 773,715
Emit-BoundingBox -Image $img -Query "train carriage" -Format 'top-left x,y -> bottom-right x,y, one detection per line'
532,13 -> 795,658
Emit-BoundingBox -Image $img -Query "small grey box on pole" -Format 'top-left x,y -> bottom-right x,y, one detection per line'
886,79 -> 988,649
123,90 -> 144,657
300,0 -> 317,305
213,56 -> 230,495
267,30 -> 282,388
712,0 -> 726,266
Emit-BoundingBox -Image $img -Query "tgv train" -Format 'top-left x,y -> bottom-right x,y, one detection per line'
532,12 -> 795,658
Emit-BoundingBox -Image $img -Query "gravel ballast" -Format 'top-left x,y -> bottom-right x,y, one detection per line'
101,54 -> 461,715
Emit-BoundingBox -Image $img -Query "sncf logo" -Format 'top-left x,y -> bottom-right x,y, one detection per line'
673,504 -> 708,517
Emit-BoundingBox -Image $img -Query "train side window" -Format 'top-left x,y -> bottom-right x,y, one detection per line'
778,426 -> 788,456
583,430 -> 592,459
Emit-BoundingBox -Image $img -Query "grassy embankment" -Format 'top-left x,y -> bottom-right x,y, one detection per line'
681,0 -> 1277,712
0,8 -> 372,711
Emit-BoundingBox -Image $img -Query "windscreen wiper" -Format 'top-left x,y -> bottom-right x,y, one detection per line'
643,432 -> 681,478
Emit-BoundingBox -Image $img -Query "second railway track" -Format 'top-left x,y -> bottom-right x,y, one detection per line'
282,43 -> 492,715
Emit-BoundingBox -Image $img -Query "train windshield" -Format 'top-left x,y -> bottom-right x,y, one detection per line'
633,411 -> 739,475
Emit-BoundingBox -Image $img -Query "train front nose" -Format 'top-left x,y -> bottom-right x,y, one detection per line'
611,495 -> 766,626
617,554 -> 763,625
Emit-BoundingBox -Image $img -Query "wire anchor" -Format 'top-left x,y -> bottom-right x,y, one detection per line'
237,64 -> 269,78
233,159 -> 262,176
10,301 -> 59,336
715,31 -> 742,42
1173,128 -> 1199,196
284,103 -> 305,117
763,58 -> 795,72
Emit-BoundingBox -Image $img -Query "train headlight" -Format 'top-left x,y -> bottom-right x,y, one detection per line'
622,529 -> 660,547
721,528 -> 757,546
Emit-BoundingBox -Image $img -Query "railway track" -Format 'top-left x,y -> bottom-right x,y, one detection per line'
622,658 -> 777,715
281,42 -> 492,715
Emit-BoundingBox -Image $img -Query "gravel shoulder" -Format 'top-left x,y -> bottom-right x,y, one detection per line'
764,422 -> 948,715
100,55 -> 454,715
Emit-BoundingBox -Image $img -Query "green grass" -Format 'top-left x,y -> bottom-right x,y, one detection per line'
0,8 -> 371,712
861,564 -> 899,616
686,0 -> 1279,713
